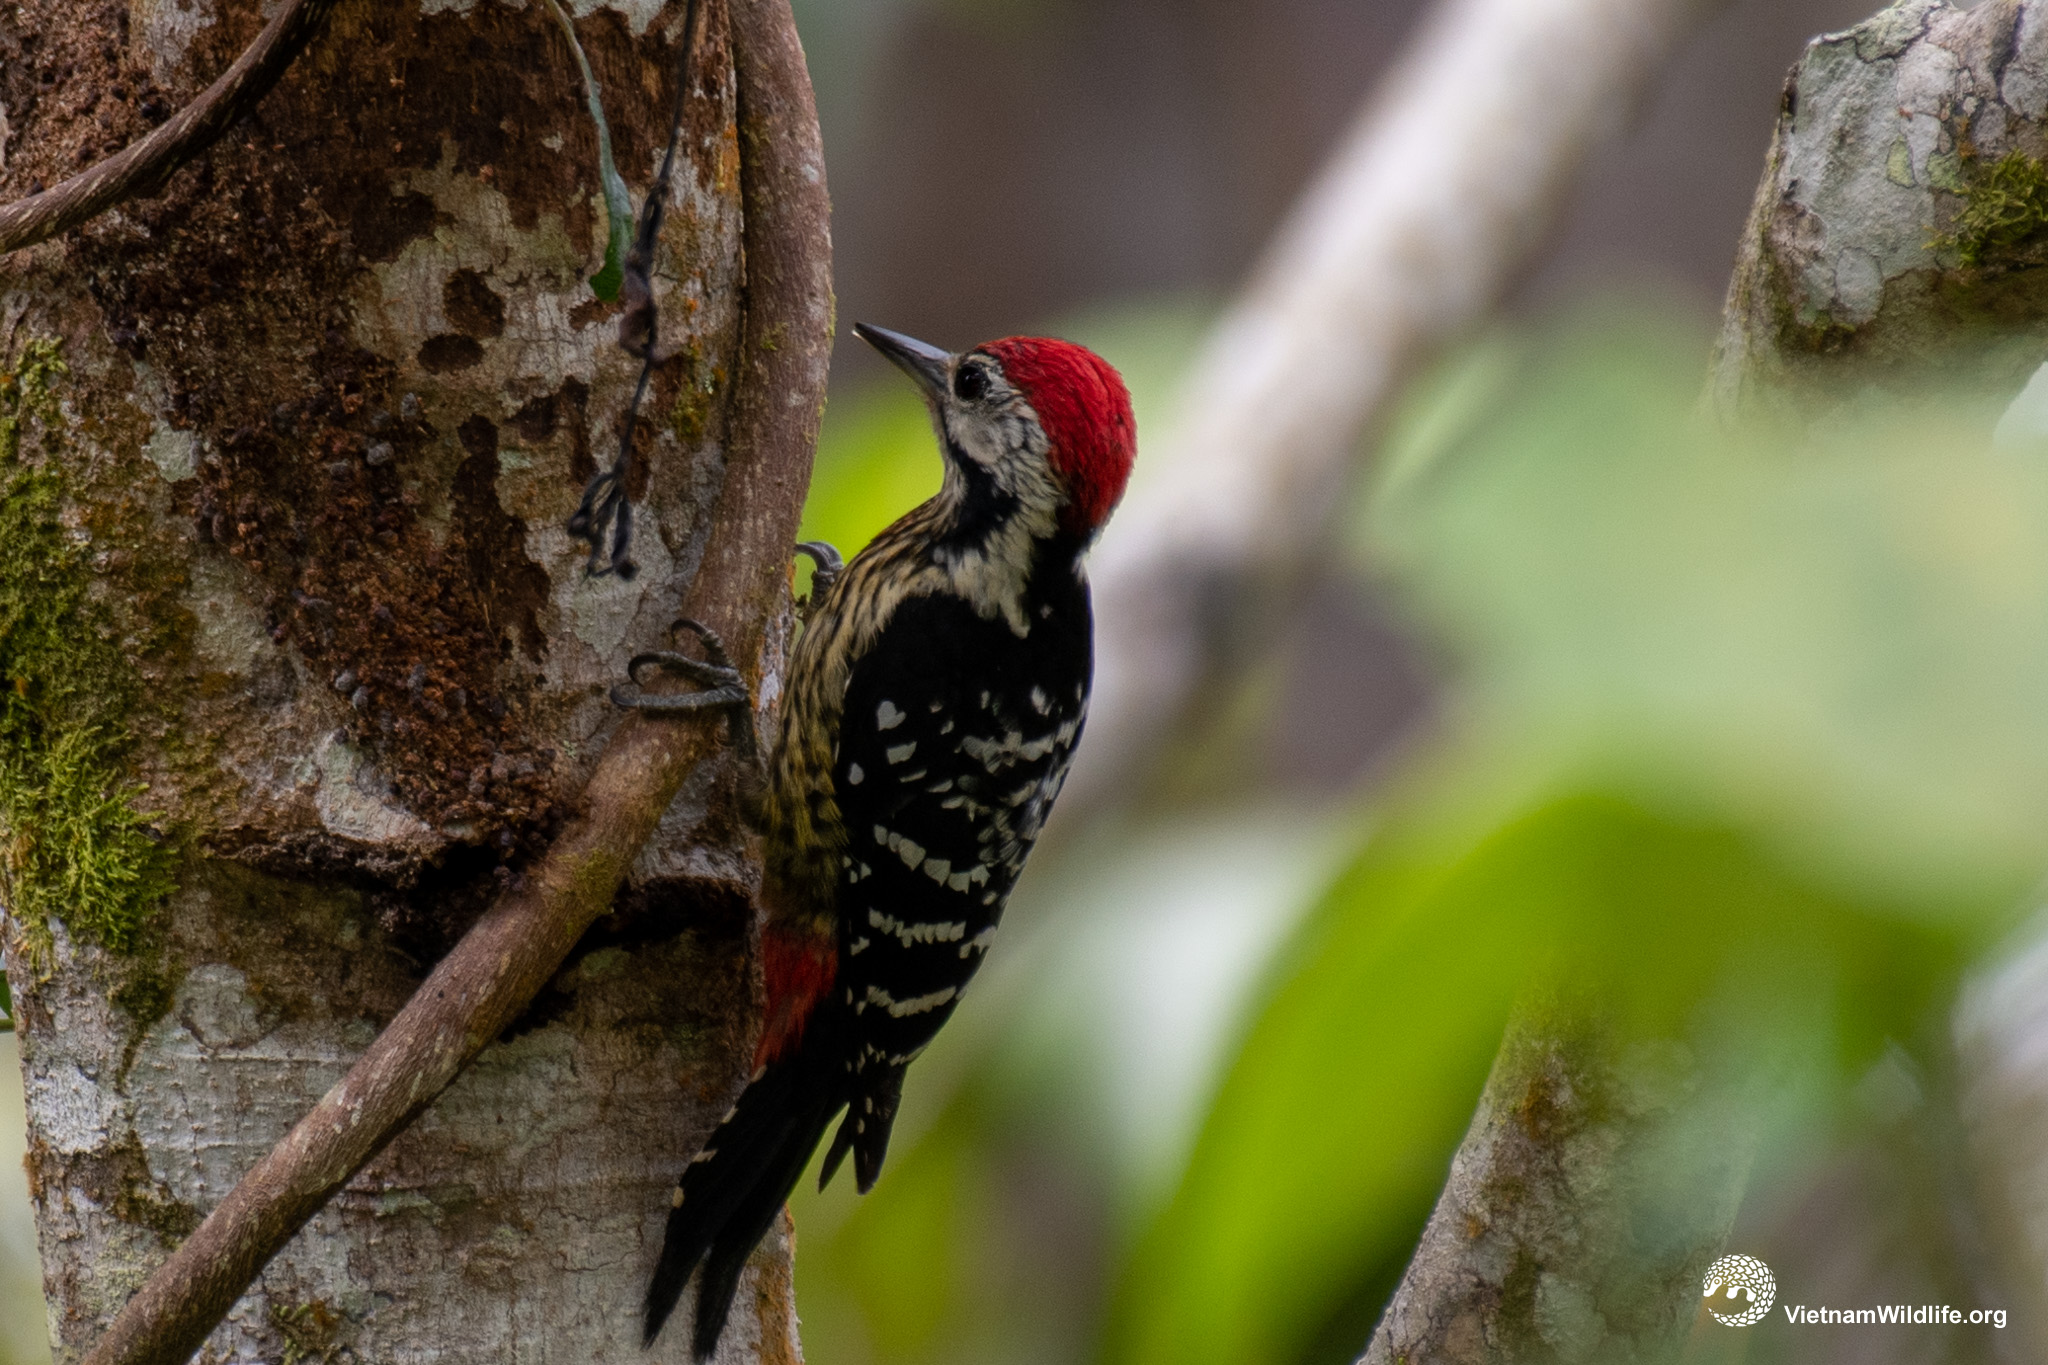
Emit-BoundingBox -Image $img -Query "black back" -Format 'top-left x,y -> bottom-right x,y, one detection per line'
820,543 -> 1092,1188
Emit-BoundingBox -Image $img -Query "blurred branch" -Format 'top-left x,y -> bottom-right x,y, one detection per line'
0,0 -> 338,256
1073,0 -> 1711,808
1361,1000 -> 1756,1365
1956,933 -> 2048,1360
74,2 -> 832,1361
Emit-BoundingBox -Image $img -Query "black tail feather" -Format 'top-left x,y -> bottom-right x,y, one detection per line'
644,1018 -> 848,1355
818,1061 -> 908,1196
816,1113 -> 853,1193
689,1102 -> 840,1359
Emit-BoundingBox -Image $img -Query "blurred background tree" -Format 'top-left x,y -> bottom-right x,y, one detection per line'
12,0 -> 2041,1361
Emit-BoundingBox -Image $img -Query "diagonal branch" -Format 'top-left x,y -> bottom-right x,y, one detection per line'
1072,0 -> 1711,810
74,1 -> 832,1361
0,0 -> 339,257
1360,1000 -> 1761,1364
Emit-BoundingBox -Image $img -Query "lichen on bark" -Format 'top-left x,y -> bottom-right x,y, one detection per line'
1933,147 -> 2048,266
1713,0 -> 2048,412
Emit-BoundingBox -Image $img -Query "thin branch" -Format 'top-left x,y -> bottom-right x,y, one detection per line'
1070,0 -> 1709,810
75,0 -> 831,1359
0,0 -> 339,256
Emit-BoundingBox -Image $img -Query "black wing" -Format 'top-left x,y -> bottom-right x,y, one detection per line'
820,580 -> 1091,1190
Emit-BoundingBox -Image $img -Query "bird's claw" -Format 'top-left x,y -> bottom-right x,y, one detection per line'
611,619 -> 748,714
795,541 -> 844,621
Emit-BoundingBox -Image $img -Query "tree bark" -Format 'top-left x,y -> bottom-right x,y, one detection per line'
1357,1003 -> 1759,1365
0,0 -> 809,1359
1711,0 -> 2048,415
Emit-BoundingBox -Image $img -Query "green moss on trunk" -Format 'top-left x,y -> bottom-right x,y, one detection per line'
1934,149 -> 2048,267
0,340 -> 174,955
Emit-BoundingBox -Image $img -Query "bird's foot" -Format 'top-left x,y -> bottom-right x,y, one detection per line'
613,619 -> 767,823
611,619 -> 749,715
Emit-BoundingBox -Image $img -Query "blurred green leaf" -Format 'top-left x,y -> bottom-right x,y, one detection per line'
1365,306 -> 2048,909
1107,793 -> 1970,1365
798,385 -> 943,564
808,1094 -> 981,1359
792,1072 -> 1112,1365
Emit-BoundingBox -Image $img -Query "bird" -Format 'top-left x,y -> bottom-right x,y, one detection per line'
621,321 -> 1136,1358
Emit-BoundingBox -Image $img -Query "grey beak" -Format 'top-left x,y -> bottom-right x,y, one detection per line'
854,323 -> 952,399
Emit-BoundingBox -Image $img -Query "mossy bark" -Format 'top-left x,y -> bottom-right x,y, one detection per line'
1711,0 -> 2048,414
0,0 -> 799,1358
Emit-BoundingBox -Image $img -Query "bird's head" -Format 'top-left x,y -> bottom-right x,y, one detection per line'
854,323 -> 1136,543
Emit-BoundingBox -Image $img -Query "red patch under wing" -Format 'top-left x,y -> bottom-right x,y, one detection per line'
755,923 -> 836,1070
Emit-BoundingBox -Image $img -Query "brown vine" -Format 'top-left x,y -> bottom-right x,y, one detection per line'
0,0 -> 339,256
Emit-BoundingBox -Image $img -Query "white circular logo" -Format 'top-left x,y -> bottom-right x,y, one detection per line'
1702,1254 -> 1775,1326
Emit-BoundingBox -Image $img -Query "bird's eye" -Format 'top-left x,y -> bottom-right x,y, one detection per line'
953,363 -> 989,402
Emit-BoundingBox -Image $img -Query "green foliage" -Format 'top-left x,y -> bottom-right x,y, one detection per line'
0,340 -> 175,956
793,1064 -> 1115,1365
1370,308 -> 2048,904
1107,794 -> 1967,1365
1933,148 -> 2048,267
1109,304 -> 2036,1365
796,384 -> 943,565
797,1088 -> 991,1362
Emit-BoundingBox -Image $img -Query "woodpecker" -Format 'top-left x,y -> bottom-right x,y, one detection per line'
626,323 -> 1135,1358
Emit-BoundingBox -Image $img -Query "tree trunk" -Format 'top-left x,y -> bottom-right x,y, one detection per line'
0,0 -> 803,1358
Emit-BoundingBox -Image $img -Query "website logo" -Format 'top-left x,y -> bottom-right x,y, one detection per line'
1703,1254 -> 1776,1326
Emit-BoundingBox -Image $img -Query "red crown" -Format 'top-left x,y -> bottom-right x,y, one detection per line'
978,337 -> 1136,537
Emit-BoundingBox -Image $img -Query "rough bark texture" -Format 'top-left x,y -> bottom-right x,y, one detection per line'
0,0 -> 810,1358
0,0 -> 339,255
1359,1008 -> 1757,1365
1712,0 -> 2048,413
